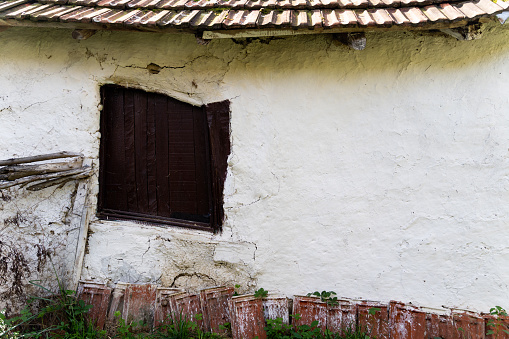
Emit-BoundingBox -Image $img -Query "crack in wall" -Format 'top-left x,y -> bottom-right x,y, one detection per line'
169,272 -> 217,288
141,238 -> 151,264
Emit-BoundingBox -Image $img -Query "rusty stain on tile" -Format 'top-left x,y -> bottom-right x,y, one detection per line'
292,296 -> 327,331
262,295 -> 289,324
389,301 -> 426,339
327,300 -> 357,335
484,314 -> 509,339
200,286 -> 234,333
169,292 -> 205,328
76,281 -> 112,330
122,284 -> 157,332
153,287 -> 185,327
357,302 -> 389,339
230,296 -> 266,339
452,310 -> 485,339
425,312 -> 455,338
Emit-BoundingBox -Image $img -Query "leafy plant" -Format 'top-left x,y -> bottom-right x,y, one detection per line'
265,314 -> 322,339
0,277 -> 106,339
306,291 -> 339,307
265,314 -> 372,339
153,313 -> 222,339
0,310 -> 19,339
254,288 -> 268,299
486,306 -> 509,338
233,284 -> 241,297
367,308 -> 381,316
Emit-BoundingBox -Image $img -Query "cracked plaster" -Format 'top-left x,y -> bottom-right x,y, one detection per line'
1,24 -> 509,312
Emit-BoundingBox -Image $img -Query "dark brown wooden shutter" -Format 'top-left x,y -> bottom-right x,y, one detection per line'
99,85 -> 212,230
205,100 -> 231,230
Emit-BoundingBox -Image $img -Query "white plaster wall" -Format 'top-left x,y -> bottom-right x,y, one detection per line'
1,23 -> 509,312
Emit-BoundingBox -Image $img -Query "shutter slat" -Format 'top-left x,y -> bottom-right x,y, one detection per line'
146,92 -> 158,214
155,95 -> 171,217
123,89 -> 138,212
134,90 -> 149,213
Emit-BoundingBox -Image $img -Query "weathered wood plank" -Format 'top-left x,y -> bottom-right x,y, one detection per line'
0,166 -> 91,189
0,151 -> 83,166
26,167 -> 92,191
0,157 -> 83,180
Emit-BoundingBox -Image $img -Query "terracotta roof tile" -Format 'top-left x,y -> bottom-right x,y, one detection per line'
421,4 -> 447,21
68,0 -> 101,7
400,6 -> 427,23
0,0 -> 504,33
262,0 -> 279,8
256,9 -> 274,25
273,9 -> 290,25
39,0 -> 67,5
156,10 -> 177,24
306,0 -> 320,7
291,8 -> 307,26
223,8 -> 243,26
367,0 -> 381,7
93,8 -> 140,23
338,0 -> 353,8
189,8 -> 212,25
127,0 -> 162,8
30,4 -> 77,19
438,2 -> 465,19
290,0 -> 307,8
369,7 -> 392,25
207,8 -> 228,27
158,0 -> 186,9
381,0 -> 400,8
277,0 -> 293,8
386,7 -> 410,23
308,9 -> 322,26
322,8 -> 340,25
221,0 -> 248,9
337,8 -> 357,24
2,3 -> 51,18
0,0 -> 30,12
356,8 -> 375,25
454,1 -> 485,17
185,0 -> 217,9
492,0 -> 509,10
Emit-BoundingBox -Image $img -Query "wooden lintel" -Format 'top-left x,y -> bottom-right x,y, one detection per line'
72,29 -> 96,40
333,32 -> 366,50
440,23 -> 483,41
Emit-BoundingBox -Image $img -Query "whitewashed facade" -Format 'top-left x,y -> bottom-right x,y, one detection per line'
1,23 -> 509,313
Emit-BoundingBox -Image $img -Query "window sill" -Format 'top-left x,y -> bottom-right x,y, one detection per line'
97,209 -> 214,232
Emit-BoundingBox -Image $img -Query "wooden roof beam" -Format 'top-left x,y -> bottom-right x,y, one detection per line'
440,22 -> 483,40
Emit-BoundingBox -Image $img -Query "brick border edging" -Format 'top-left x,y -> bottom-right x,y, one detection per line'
77,281 -> 506,339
